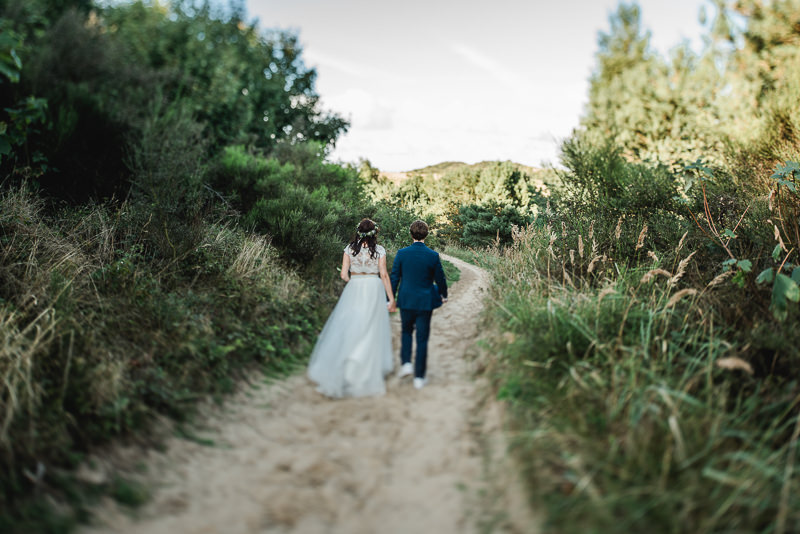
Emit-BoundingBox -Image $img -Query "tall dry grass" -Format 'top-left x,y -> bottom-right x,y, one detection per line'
483,220 -> 800,533
0,185 -> 325,528
0,307 -> 55,451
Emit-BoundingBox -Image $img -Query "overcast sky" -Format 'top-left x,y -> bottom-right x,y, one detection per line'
247,0 -> 709,171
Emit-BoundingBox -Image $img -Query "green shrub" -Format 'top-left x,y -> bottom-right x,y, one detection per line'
455,202 -> 536,248
557,136 -> 680,219
212,144 -> 423,277
0,185 -> 325,526
483,224 -> 800,533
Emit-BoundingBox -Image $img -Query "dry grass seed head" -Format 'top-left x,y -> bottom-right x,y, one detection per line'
665,288 -> 698,308
641,268 -> 672,283
587,255 -> 604,274
716,357 -> 754,375
647,250 -> 659,263
676,231 -> 688,254
670,251 -> 697,287
706,270 -> 735,289
597,285 -> 616,303
614,216 -> 623,240
636,224 -> 648,250
578,235 -> 584,259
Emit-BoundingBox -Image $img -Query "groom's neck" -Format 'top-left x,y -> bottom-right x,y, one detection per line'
413,239 -> 425,243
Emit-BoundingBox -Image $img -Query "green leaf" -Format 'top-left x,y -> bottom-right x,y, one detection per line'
772,273 -> 800,322
9,48 -> 21,70
771,161 -> 800,183
781,275 -> 800,302
737,259 -> 752,273
773,244 -> 784,261
777,179 -> 797,193
793,267 -> 800,284
721,258 -> 736,272
0,62 -> 20,83
722,228 -> 736,239
756,268 -> 774,284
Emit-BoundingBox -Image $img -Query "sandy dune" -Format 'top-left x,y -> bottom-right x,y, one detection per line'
80,255 -> 537,534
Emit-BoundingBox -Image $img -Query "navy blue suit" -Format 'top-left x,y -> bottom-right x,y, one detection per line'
390,242 -> 448,378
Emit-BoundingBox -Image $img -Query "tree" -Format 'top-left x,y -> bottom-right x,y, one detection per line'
0,0 -> 349,201
581,2 -> 730,165
100,1 -> 348,152
582,4 -> 670,159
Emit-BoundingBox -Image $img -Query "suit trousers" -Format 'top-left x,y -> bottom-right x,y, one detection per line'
399,308 -> 433,378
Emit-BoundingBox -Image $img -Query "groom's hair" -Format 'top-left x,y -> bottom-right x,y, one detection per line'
410,220 -> 429,241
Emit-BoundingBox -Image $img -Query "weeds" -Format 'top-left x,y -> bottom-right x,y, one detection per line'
0,185 -> 326,527
483,215 -> 800,532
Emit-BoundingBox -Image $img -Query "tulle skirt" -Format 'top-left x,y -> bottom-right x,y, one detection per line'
307,275 -> 393,398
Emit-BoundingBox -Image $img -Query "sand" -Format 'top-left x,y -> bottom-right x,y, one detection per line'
79,255 -> 538,534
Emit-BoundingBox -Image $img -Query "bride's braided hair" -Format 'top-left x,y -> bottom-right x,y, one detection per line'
349,218 -> 379,259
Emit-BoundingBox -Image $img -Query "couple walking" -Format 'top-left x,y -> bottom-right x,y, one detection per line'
307,219 -> 448,397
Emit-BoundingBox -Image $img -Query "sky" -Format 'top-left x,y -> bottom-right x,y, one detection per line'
247,0 -> 709,171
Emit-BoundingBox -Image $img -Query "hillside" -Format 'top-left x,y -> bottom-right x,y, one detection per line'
380,160 -> 560,191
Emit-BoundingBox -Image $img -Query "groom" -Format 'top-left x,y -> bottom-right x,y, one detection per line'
390,220 -> 448,389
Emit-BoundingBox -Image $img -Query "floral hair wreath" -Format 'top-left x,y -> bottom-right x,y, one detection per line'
357,225 -> 378,238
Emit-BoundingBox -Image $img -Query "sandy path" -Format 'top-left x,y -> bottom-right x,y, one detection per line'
80,255 -> 534,534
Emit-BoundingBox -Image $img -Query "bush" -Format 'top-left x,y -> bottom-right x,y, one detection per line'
483,223 -> 800,533
0,185 -> 324,526
557,136 -> 679,219
212,144 -> 424,277
455,202 -> 536,248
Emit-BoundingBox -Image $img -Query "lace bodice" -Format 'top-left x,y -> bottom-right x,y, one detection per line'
346,244 -> 386,274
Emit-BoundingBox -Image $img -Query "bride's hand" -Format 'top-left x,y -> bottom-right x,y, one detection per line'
387,301 -> 397,313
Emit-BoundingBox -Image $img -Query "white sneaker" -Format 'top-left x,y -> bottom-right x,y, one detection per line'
413,377 -> 427,389
398,362 -> 413,378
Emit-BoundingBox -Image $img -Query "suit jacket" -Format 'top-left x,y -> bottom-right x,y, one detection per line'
390,242 -> 448,311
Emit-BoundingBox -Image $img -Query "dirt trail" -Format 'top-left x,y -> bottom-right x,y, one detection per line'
80,255 -> 537,534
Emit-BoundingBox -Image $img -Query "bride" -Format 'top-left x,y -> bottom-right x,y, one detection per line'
307,218 -> 397,397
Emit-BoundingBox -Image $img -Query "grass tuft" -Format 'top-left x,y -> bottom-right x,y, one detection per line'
482,221 -> 800,533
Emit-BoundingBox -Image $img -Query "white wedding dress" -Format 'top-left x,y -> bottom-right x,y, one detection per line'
307,244 -> 394,397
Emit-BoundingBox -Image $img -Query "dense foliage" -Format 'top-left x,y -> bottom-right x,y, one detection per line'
0,1 -> 420,530
361,159 -> 557,247
471,1 -> 800,532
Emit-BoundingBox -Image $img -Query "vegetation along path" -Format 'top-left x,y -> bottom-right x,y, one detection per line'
80,255 -> 535,534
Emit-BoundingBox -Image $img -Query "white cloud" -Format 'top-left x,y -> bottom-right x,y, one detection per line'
250,0 -> 707,171
448,42 -> 526,95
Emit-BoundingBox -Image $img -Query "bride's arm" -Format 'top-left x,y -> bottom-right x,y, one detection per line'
378,256 -> 396,312
341,252 -> 350,282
